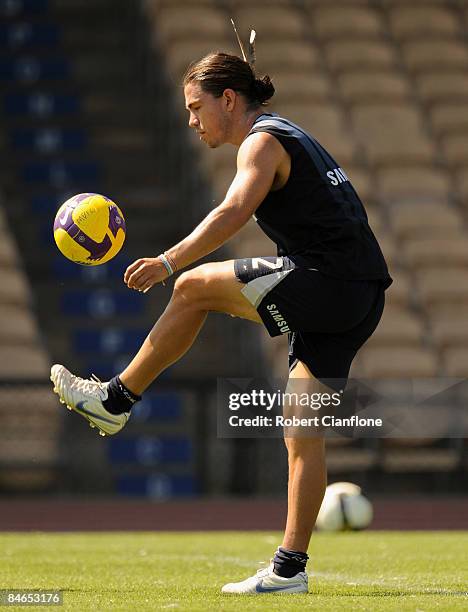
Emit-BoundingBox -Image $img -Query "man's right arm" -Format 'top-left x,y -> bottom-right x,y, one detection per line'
124,132 -> 285,291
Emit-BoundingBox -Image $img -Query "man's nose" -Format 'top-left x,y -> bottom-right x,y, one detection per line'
188,113 -> 199,129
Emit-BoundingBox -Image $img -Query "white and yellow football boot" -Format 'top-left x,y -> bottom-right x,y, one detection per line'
221,563 -> 308,595
50,364 -> 129,436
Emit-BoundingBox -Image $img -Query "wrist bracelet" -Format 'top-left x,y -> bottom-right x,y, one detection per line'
164,251 -> 177,273
158,253 -> 174,277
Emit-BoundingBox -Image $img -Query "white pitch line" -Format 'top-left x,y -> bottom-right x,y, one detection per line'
311,570 -> 403,587
148,552 -> 255,568
311,571 -> 467,596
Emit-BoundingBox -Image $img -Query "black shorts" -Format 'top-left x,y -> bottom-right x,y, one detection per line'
234,256 -> 385,390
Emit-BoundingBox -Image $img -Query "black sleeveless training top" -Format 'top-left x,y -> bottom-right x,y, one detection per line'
247,113 -> 392,289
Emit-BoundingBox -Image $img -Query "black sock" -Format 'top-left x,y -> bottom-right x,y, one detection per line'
273,547 -> 309,578
103,376 -> 141,415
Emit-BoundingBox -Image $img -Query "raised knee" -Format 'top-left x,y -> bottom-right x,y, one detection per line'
173,267 -> 208,302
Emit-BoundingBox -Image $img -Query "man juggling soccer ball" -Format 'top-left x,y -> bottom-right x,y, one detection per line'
51,26 -> 392,595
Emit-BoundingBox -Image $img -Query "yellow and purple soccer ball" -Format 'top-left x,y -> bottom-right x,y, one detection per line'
53,193 -> 126,265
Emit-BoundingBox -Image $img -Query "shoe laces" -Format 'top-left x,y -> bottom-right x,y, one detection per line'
71,373 -> 106,397
256,560 -> 274,577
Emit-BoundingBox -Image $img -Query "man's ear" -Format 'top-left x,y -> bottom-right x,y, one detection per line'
223,88 -> 237,111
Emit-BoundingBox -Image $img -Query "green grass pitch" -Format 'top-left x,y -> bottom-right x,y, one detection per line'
1,531 -> 467,610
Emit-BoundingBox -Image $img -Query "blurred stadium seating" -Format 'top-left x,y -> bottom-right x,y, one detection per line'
0,199 -> 59,490
0,0 -> 467,497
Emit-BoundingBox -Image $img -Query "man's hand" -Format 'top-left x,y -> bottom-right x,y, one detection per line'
124,257 -> 168,293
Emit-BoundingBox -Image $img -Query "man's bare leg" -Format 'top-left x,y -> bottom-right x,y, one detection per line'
222,360 -> 325,593
281,361 -> 327,553
119,260 -> 261,395
50,259 -> 261,435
